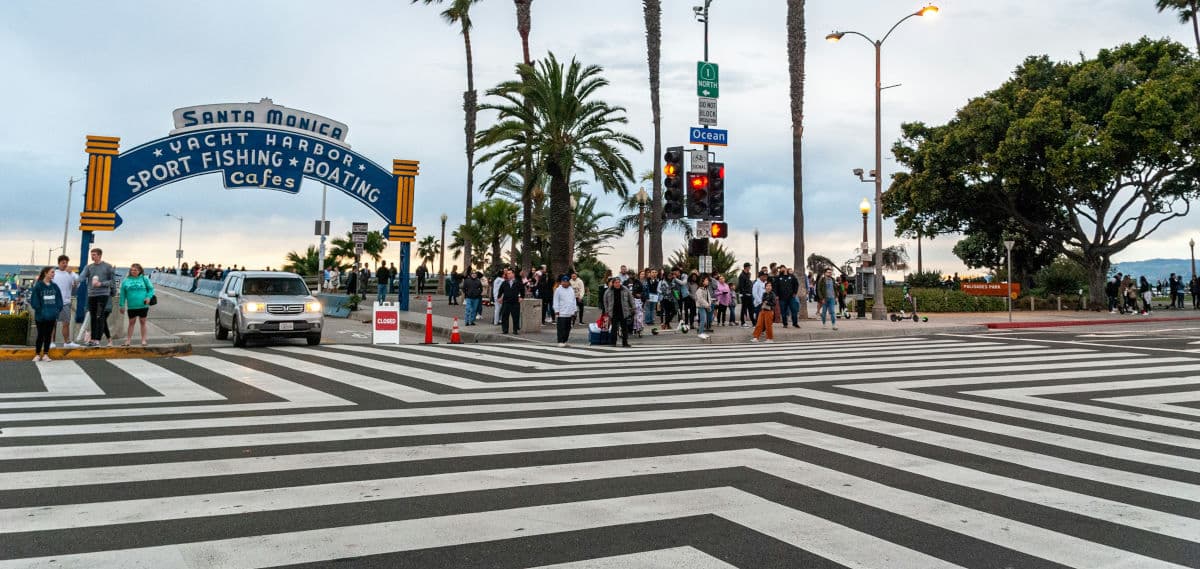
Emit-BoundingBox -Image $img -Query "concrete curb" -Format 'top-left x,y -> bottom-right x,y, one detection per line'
0,343 -> 192,361
986,315 -> 1200,329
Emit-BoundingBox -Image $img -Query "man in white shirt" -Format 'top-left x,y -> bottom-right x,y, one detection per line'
751,271 -> 768,323
552,275 -> 578,347
50,255 -> 79,347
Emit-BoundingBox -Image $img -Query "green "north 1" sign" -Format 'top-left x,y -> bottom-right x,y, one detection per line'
697,61 -> 719,98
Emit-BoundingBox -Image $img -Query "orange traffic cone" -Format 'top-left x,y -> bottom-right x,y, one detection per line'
423,295 -> 435,344
449,317 -> 463,344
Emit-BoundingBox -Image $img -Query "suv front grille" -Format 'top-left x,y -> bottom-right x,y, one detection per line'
267,304 -> 304,314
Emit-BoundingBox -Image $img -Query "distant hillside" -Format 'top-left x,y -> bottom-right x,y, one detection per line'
1110,258 -> 1194,282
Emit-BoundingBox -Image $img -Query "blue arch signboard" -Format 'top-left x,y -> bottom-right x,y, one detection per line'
78,99 -> 421,308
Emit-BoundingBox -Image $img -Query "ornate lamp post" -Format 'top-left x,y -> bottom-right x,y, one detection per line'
635,187 -> 649,271
753,228 -> 760,271
827,3 -> 940,319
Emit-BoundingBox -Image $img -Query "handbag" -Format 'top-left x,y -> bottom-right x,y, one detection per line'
145,276 -> 157,305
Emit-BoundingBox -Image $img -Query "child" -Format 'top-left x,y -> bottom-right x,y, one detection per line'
631,292 -> 645,338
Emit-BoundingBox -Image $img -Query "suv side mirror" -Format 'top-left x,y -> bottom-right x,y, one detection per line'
228,291 -> 238,297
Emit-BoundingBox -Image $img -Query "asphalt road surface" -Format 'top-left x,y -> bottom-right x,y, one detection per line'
1,328 -> 1199,568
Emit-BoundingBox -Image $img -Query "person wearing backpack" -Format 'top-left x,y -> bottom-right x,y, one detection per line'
119,263 -> 156,347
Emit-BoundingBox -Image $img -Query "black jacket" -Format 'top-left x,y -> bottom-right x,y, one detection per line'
736,271 -> 753,295
498,279 -> 524,304
462,276 -> 483,299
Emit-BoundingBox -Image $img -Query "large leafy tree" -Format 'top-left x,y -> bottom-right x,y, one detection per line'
412,0 -> 482,271
1157,0 -> 1200,53
786,0 -> 808,317
477,53 -> 643,279
643,0 -> 664,268
454,199 -> 520,274
885,38 -> 1200,305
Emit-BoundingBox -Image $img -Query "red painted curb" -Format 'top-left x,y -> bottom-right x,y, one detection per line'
986,315 -> 1200,329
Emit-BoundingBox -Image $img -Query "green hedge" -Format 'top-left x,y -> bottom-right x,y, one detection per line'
864,287 -> 1007,313
0,312 -> 30,345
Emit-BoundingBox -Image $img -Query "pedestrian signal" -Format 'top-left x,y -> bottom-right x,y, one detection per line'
709,222 -> 728,239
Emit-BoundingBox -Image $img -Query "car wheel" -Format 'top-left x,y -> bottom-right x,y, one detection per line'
215,311 -> 229,340
232,316 -> 247,348
306,333 -> 321,346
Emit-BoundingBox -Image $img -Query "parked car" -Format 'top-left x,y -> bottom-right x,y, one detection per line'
215,271 -> 323,347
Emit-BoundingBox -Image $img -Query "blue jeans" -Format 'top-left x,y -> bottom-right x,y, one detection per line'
779,296 -> 798,325
464,298 -> 480,325
644,300 -> 657,324
698,307 -> 712,333
820,298 -> 837,325
377,284 -> 388,304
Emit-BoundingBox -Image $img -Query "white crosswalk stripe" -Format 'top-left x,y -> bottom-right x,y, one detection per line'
2,335 -> 1198,568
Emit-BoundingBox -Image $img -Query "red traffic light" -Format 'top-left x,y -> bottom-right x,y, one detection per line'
688,174 -> 709,189
710,222 -> 728,239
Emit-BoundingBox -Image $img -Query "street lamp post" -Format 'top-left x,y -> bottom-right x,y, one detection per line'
439,213 -> 448,278
859,198 -> 870,319
636,187 -> 649,271
1004,239 -> 1015,323
62,176 -> 79,261
827,4 -> 939,320
753,228 -> 760,271
1190,238 -> 1196,285
165,213 -> 184,275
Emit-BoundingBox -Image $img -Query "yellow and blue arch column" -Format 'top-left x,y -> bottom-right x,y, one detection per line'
391,160 -> 419,311
78,135 -> 120,266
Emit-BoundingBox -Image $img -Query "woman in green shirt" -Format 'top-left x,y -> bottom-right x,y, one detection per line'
119,263 -> 155,347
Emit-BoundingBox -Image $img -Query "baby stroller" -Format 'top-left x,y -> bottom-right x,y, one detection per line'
632,296 -> 645,338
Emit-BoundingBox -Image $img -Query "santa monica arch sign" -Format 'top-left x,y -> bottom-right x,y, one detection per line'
78,98 -> 421,305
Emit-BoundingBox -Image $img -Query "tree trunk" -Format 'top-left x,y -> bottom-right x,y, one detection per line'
1192,0 -> 1200,54
644,0 -> 664,269
461,26 -> 478,273
548,162 -> 572,279
515,0 -> 533,65
1085,256 -> 1110,309
787,0 -> 808,318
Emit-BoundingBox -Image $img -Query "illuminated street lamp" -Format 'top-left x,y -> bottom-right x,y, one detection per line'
827,4 -> 940,319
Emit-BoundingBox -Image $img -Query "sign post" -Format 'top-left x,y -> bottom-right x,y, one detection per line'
696,62 -> 720,98
698,97 -> 718,126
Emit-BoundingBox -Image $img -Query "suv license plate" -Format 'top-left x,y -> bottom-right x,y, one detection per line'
278,322 -> 294,331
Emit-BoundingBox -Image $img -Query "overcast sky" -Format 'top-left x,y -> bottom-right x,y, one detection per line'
1,0 -> 1196,275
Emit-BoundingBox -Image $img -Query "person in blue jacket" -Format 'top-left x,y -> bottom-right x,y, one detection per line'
30,266 -> 64,362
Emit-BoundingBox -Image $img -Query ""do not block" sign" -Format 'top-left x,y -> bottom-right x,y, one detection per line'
373,302 -> 400,344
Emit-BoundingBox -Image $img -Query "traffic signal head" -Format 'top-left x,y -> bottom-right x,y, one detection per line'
708,162 -> 725,220
709,221 -> 728,239
663,146 -> 685,220
688,237 -> 710,257
686,172 -> 709,218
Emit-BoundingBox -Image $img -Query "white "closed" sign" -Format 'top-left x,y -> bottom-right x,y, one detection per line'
372,302 -> 400,345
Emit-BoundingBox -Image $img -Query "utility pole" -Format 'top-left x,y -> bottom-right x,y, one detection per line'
62,176 -> 79,261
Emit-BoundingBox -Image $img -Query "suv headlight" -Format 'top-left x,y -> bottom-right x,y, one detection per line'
243,302 -> 265,313
305,301 -> 322,313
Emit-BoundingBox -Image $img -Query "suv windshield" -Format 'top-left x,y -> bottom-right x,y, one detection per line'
242,277 -> 309,296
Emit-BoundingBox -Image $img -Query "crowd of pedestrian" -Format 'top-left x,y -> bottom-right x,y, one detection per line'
1106,272 -> 1200,314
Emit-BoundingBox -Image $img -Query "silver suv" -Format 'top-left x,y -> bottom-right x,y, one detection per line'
215,271 -> 323,347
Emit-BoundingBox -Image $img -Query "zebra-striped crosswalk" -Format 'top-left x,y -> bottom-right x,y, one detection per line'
1,335 -> 1198,568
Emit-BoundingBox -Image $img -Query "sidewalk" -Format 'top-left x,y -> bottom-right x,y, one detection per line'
395,296 -> 1200,346
0,315 -> 190,361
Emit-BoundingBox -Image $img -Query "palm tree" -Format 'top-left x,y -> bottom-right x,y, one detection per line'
668,239 -> 739,280
412,0 -> 483,271
283,245 -> 344,276
328,231 -> 387,266
880,244 -> 910,273
787,0 -> 808,318
571,192 -> 623,262
458,199 -> 520,273
416,235 -> 440,271
514,0 -> 534,65
1156,0 -> 1200,53
643,0 -> 664,268
477,53 -> 643,279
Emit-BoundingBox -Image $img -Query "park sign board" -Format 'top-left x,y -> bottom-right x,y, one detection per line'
962,282 -> 1021,298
